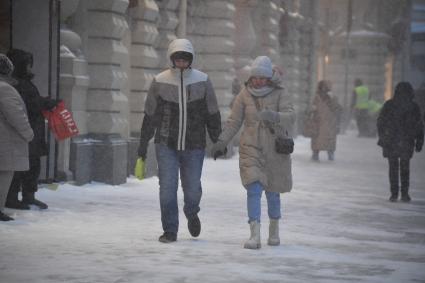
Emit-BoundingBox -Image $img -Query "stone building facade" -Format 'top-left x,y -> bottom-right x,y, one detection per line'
3,0 -> 412,185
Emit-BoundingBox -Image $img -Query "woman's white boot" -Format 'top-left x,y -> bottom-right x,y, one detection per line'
267,219 -> 280,246
244,221 -> 261,249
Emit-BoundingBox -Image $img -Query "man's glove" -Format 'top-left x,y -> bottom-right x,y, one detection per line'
138,146 -> 147,161
257,109 -> 280,123
211,140 -> 227,160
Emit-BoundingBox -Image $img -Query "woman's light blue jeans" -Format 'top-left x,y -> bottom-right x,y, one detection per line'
246,181 -> 281,223
156,144 -> 205,234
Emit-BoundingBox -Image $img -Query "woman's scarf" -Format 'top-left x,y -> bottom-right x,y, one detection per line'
246,67 -> 282,97
247,84 -> 274,97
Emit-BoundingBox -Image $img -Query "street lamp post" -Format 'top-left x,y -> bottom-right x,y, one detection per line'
342,0 -> 353,133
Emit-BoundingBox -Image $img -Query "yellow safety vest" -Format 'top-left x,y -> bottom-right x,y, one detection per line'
355,86 -> 369,110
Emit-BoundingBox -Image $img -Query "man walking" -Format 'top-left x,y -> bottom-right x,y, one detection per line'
352,78 -> 370,137
138,39 -> 222,243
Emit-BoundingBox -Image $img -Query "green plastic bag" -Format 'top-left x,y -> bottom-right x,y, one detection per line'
367,99 -> 382,114
134,158 -> 145,180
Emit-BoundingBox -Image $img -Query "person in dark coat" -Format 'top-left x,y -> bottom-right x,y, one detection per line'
377,82 -> 424,202
0,53 -> 34,221
5,49 -> 58,210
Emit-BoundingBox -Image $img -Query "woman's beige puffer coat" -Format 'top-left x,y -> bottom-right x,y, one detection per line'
219,86 -> 295,193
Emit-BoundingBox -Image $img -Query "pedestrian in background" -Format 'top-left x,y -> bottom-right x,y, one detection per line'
0,54 -> 33,221
138,39 -> 222,243
5,49 -> 58,210
377,82 -> 424,202
352,78 -> 370,137
211,56 -> 295,249
310,80 -> 342,161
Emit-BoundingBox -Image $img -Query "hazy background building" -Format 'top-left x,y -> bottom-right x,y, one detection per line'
0,0 -> 423,185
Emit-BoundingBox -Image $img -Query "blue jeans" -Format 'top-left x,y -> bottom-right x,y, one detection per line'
246,181 -> 281,223
156,144 -> 205,234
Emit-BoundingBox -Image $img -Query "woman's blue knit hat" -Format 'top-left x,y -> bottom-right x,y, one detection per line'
250,56 -> 273,78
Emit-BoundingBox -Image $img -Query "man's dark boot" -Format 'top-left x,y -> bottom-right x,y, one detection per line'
389,193 -> 398,202
401,189 -> 411,202
327,151 -> 335,161
389,185 -> 398,202
22,192 -> 48,209
0,211 -> 14,221
311,151 -> 319,162
5,198 -> 30,210
6,181 -> 29,210
188,215 -> 201,237
158,232 -> 177,243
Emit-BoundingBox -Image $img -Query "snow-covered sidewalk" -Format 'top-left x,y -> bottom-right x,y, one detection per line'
1,132 -> 425,283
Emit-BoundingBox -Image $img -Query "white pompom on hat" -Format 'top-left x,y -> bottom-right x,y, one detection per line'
250,56 -> 273,78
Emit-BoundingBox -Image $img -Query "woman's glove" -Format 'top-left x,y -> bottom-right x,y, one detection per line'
257,109 -> 280,123
211,140 -> 227,160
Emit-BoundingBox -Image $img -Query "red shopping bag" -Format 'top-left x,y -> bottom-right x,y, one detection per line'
42,101 -> 79,141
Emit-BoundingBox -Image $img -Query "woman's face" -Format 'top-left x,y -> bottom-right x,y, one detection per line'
250,76 -> 269,89
319,81 -> 331,93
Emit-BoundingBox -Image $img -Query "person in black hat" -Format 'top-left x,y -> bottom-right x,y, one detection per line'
5,49 -> 58,210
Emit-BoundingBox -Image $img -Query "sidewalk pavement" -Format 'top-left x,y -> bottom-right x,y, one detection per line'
0,131 -> 424,283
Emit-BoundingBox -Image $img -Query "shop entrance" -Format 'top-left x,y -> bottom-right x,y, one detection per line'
2,0 -> 60,182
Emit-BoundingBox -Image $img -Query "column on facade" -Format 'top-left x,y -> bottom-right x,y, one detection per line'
57,0 -> 89,181
378,0 -> 411,94
59,23 -> 89,180
327,30 -> 389,108
128,0 -> 160,136
83,0 -> 130,138
69,0 -> 130,185
155,0 -> 179,70
187,0 -> 236,119
127,0 -> 160,178
233,0 -> 257,75
279,1 -> 303,131
297,0 -> 316,117
252,0 -> 281,63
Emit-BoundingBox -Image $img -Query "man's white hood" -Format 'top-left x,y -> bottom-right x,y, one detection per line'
166,38 -> 195,67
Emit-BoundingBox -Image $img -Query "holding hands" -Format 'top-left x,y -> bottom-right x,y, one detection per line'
211,140 -> 227,160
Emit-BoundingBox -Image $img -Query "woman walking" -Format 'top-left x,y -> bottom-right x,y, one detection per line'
211,56 -> 295,249
309,80 -> 342,161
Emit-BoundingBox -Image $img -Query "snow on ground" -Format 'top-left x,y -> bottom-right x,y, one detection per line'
1,131 -> 425,283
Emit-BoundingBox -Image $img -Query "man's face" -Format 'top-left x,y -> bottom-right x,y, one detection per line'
174,58 -> 190,70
